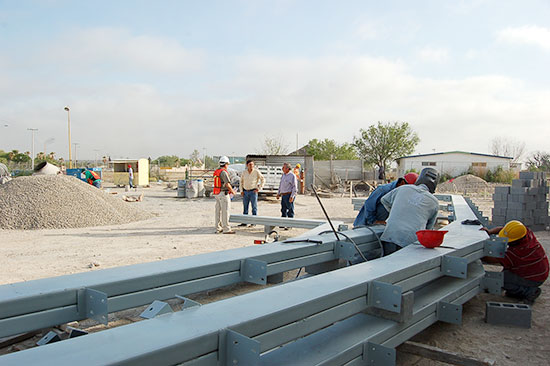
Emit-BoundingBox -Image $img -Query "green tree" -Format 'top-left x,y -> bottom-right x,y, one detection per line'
306,138 -> 358,160
154,155 -> 181,167
204,155 -> 218,169
257,135 -> 289,155
353,122 -> 419,179
527,151 -> 550,172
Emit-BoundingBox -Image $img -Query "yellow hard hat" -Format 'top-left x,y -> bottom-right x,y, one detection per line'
498,220 -> 527,242
295,163 -> 301,168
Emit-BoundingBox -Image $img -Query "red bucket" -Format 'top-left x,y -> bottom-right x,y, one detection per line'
416,230 -> 448,248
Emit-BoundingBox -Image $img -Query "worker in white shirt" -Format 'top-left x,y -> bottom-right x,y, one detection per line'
239,160 -> 266,225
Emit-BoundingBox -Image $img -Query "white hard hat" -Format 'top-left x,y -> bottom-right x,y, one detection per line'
219,156 -> 230,165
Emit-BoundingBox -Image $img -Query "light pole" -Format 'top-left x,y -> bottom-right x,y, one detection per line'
64,106 -> 72,168
27,128 -> 38,169
93,149 -> 100,167
73,143 -> 80,168
202,147 -> 206,168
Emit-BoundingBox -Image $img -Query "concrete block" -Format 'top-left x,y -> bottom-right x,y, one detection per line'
528,187 -> 542,195
493,201 -> 508,209
523,217 -> 534,226
492,193 -> 507,202
519,171 -> 536,179
495,186 -> 510,194
536,201 -> 549,210
492,208 -> 506,217
531,224 -> 549,231
485,301 -> 531,328
535,216 -> 549,225
492,216 -> 506,226
511,187 -> 528,195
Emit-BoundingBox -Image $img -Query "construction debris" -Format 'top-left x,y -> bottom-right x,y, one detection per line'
0,175 -> 149,230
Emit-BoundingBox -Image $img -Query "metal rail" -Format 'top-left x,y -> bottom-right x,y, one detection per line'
228,214 -> 338,233
0,195 -> 506,365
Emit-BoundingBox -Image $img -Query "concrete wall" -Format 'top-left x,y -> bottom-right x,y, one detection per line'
314,160 -> 363,187
397,153 -> 511,177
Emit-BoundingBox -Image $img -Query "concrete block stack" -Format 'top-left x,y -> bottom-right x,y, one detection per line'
492,171 -> 549,231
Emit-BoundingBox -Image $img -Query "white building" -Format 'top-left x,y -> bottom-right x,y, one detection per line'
396,151 -> 512,177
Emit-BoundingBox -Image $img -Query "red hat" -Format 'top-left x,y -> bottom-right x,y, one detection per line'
404,172 -> 419,184
128,164 -> 131,168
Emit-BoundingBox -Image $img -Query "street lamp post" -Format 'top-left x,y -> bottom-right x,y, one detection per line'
27,128 -> 38,169
64,106 -> 72,168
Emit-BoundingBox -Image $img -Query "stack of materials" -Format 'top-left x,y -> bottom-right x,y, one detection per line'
0,175 -> 149,230
492,171 -> 549,230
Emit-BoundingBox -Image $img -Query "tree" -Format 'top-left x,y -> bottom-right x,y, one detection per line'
353,122 -> 419,180
153,155 -> 181,167
306,138 -> 358,160
526,151 -> 550,172
257,135 -> 290,155
189,149 -> 203,167
490,137 -> 526,163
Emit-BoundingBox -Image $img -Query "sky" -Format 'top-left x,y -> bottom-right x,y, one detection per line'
0,0 -> 549,161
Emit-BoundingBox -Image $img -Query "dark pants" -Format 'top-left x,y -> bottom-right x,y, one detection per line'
281,195 -> 294,218
243,190 -> 258,215
503,270 -> 543,299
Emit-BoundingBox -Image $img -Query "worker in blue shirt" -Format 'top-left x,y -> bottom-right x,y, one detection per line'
353,172 -> 418,227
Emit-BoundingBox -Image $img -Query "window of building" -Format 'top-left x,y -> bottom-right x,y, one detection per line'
471,162 -> 487,167
421,162 -> 436,166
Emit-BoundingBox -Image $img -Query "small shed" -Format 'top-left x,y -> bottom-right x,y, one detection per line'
396,151 -> 512,177
112,159 -> 149,187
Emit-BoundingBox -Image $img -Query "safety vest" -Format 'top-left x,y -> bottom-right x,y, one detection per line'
213,168 -> 226,195
89,171 -> 100,180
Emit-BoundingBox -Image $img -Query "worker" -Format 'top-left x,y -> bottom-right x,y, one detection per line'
213,156 -> 237,234
353,172 -> 418,227
82,168 -> 101,188
128,164 -> 134,188
293,163 -> 303,194
276,162 -> 298,227
379,167 -> 440,255
239,160 -> 265,224
481,220 -> 548,304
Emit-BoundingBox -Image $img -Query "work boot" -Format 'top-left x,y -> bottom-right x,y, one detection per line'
523,288 -> 542,305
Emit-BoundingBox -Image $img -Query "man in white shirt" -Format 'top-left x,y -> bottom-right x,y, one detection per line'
239,160 -> 265,224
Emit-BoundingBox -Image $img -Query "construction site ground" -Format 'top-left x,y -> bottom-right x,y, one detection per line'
0,183 -> 548,365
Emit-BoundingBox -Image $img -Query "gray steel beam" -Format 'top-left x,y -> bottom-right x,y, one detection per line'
229,214 -> 328,229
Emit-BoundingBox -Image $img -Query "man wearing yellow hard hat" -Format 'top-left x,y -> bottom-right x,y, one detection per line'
482,220 -> 548,304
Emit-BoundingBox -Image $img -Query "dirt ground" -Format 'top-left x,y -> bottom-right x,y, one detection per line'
0,184 -> 549,365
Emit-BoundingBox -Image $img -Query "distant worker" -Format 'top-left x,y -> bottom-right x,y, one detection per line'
481,220 -> 548,304
293,163 -> 303,193
239,160 -> 265,224
276,163 -> 298,225
379,168 -> 440,255
213,156 -> 237,234
83,168 -> 101,188
353,172 -> 418,227
128,164 -> 134,188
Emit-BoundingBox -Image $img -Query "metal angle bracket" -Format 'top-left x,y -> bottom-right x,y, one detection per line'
437,301 -> 462,325
484,237 -> 507,258
241,258 -> 268,285
77,288 -> 108,325
175,295 -> 202,310
367,280 -> 402,313
334,240 -> 357,261
139,300 -> 173,319
362,342 -> 396,366
464,197 -> 490,227
36,330 -> 61,346
440,255 -> 468,279
218,329 -> 260,366
482,271 -> 504,295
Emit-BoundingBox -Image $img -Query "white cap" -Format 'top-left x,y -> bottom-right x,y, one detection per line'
219,156 -> 230,165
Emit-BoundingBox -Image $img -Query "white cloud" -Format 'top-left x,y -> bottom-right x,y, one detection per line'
497,25 -> 550,51
417,46 -> 450,63
356,22 -> 381,40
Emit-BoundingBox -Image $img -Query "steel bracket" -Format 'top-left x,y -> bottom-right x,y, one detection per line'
482,271 -> 504,295
67,327 -> 88,338
140,300 -> 173,319
218,329 -> 260,366
36,331 -> 61,346
175,295 -> 202,310
77,288 -> 108,325
441,255 -> 468,279
367,281 -> 402,313
241,259 -> 267,285
334,240 -> 357,261
437,301 -> 462,324
362,342 -> 396,365
484,237 -> 507,258
464,197 -> 490,227
447,214 -> 456,222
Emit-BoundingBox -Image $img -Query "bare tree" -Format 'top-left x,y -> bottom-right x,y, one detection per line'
257,135 -> 290,155
490,137 -> 526,163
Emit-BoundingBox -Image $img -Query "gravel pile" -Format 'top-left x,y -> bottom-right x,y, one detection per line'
0,175 -> 150,230
437,174 -> 490,194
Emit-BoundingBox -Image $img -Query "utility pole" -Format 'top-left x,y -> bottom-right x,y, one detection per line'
27,128 -> 38,169
64,106 -> 72,168
93,149 -> 100,167
73,143 -> 80,168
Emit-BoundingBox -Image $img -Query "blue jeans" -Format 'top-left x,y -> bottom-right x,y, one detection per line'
281,195 -> 294,218
243,190 -> 258,215
129,177 -> 134,188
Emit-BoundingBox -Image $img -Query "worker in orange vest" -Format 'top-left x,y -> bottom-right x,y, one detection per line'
213,156 -> 237,234
83,168 -> 101,188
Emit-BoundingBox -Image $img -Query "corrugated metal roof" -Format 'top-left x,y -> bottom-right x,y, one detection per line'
396,151 -> 512,160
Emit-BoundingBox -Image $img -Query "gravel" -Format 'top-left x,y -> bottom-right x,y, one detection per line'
0,175 -> 150,230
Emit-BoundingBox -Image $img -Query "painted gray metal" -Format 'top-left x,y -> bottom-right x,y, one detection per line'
0,225 -> 382,338
0,195 -> 501,365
